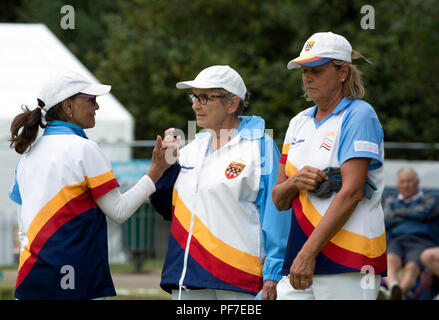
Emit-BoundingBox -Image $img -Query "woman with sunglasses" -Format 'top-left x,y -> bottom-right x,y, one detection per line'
8,71 -> 173,300
150,65 -> 291,300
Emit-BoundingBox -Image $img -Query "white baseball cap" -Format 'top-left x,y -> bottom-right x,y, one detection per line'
176,65 -> 247,100
287,32 -> 352,70
37,70 -> 111,111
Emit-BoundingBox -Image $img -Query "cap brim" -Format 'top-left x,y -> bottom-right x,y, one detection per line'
287,56 -> 333,69
176,80 -> 219,90
80,83 -> 111,96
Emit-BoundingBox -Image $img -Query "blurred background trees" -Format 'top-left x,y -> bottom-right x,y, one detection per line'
2,0 -> 438,158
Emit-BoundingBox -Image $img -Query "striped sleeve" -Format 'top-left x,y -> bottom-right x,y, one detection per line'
279,143 -> 290,164
279,119 -> 294,165
80,141 -> 120,200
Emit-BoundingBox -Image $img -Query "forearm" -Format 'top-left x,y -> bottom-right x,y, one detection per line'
272,178 -> 299,211
300,188 -> 362,258
96,174 -> 156,224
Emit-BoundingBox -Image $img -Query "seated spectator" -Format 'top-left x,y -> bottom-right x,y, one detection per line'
379,166 -> 439,300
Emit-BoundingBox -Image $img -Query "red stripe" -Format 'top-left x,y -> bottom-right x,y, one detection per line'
90,178 -> 119,199
16,192 -> 96,289
15,255 -> 37,290
279,154 -> 288,164
171,212 -> 262,293
295,56 -> 322,63
293,197 -> 387,273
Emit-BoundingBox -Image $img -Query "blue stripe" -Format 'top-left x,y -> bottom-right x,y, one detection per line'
15,208 -> 115,300
298,57 -> 333,67
282,212 -> 359,276
160,235 -> 256,295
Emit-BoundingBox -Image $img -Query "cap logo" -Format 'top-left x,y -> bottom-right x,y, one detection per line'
304,40 -> 315,52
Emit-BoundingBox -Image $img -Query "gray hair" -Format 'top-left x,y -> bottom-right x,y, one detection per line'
397,166 -> 419,181
217,88 -> 249,116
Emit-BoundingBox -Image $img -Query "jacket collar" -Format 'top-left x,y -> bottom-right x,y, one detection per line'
195,115 -> 265,142
43,120 -> 88,139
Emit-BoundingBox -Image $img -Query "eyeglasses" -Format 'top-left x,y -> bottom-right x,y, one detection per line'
188,93 -> 225,105
76,94 -> 97,105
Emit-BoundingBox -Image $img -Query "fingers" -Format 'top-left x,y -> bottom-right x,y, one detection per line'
288,254 -> 315,290
288,273 -> 313,290
302,166 -> 328,181
261,280 -> 278,300
155,135 -> 163,150
292,166 -> 327,191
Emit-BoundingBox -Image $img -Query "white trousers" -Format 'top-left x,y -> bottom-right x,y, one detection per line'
172,288 -> 255,300
276,273 -> 381,300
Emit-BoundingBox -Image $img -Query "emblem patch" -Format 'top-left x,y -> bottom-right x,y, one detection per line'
225,161 -> 246,179
319,131 -> 335,151
304,40 -> 315,52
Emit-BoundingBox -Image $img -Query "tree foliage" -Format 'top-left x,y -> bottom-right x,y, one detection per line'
4,0 -> 439,157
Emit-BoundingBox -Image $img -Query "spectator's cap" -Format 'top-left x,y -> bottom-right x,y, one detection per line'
37,70 -> 111,111
176,65 -> 247,100
287,32 -> 352,69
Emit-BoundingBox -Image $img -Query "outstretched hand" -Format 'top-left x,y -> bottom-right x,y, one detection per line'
147,135 -> 175,184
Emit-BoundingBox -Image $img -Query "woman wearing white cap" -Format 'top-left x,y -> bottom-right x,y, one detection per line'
272,32 -> 386,299
150,65 -> 291,300
8,71 -> 173,300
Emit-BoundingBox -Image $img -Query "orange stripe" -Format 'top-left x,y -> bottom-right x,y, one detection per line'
299,191 -> 386,258
281,143 -> 290,155
293,55 -> 316,62
85,170 -> 116,189
285,161 -> 386,258
19,181 -> 86,271
19,170 -> 115,272
285,159 -> 298,178
172,188 -> 263,277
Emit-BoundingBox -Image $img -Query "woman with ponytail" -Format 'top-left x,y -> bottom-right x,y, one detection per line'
8,71 -> 176,300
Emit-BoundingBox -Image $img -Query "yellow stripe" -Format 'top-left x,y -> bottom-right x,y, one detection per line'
285,159 -> 298,178
18,170 -> 115,271
172,189 -> 263,276
281,143 -> 290,155
293,55 -> 316,62
285,161 -> 385,257
299,191 -> 386,258
85,170 -> 116,189
18,250 -> 31,272
18,181 -> 86,271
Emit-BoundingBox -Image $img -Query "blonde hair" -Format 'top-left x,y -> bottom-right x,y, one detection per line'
302,50 -> 371,101
333,50 -> 371,99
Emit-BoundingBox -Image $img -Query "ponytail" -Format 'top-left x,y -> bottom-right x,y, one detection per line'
9,100 -> 46,154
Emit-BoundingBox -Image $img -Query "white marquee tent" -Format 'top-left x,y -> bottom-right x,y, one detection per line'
0,23 -> 134,265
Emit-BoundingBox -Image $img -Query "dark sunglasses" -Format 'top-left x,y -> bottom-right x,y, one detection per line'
76,93 -> 97,105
